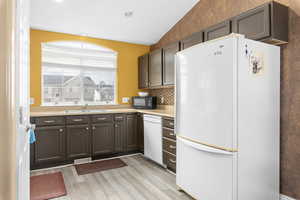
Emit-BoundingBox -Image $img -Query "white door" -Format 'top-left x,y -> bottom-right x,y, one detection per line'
176,36 -> 238,150
176,137 -> 237,200
15,0 -> 30,199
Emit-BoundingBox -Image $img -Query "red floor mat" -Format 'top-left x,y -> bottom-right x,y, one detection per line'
75,158 -> 127,175
30,172 -> 67,200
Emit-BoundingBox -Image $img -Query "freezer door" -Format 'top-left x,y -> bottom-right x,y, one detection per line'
176,137 -> 237,200
176,36 -> 238,150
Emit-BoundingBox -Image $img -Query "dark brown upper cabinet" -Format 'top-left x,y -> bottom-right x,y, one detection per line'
92,123 -> 115,156
162,42 -> 180,86
34,126 -> 66,165
232,1 -> 288,44
181,31 -> 203,50
204,20 -> 231,41
149,49 -> 163,87
138,54 -> 149,89
126,114 -> 139,151
66,124 -> 91,160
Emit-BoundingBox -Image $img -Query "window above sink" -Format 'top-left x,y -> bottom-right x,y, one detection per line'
41,41 -> 118,107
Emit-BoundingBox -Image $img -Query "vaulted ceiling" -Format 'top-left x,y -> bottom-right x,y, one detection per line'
30,0 -> 199,45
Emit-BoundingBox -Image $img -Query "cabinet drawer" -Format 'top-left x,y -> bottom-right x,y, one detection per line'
92,114 -> 113,123
163,138 -> 176,155
163,118 -> 174,129
163,151 -> 176,173
114,114 -> 125,122
35,116 -> 65,126
163,128 -> 176,140
66,116 -> 89,125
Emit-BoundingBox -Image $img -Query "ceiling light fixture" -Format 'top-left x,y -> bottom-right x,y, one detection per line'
54,0 -> 64,3
124,11 -> 133,18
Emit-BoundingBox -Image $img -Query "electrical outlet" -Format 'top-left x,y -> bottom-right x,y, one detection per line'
30,98 -> 35,105
161,96 -> 164,104
122,97 -> 130,103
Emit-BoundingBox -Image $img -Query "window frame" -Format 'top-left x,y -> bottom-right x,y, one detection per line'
40,41 -> 118,107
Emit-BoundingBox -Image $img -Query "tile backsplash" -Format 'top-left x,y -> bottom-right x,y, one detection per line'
149,88 -> 175,105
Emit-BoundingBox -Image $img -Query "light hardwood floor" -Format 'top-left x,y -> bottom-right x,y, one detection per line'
31,154 -> 193,200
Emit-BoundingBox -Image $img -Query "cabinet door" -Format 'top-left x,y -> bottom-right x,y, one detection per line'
181,31 -> 203,50
138,54 -> 149,89
126,114 -> 139,151
232,4 -> 270,40
114,121 -> 126,153
66,124 -> 91,160
137,113 -> 144,152
34,126 -> 66,165
204,20 -> 231,41
92,123 -> 114,156
163,42 -> 180,86
149,49 -> 163,87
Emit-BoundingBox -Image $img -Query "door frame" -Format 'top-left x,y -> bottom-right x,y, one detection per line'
0,0 -> 30,199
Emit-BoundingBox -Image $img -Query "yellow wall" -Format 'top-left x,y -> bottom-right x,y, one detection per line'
30,29 -> 150,107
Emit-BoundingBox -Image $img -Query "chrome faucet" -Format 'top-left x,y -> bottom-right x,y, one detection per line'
83,103 -> 89,110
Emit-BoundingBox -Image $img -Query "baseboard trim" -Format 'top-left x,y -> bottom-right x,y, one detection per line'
31,153 -> 143,172
281,194 -> 296,200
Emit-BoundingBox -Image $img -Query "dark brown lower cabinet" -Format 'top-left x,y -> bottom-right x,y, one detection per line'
137,113 -> 144,152
114,121 -> 126,153
163,151 -> 176,173
162,117 -> 176,173
31,113 -> 142,169
34,126 -> 66,165
92,123 -> 115,156
66,124 -> 91,160
126,114 -> 139,151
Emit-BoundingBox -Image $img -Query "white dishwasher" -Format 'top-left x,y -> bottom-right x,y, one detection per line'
143,114 -> 163,165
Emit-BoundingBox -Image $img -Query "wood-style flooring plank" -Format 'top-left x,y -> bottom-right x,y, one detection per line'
30,154 -> 193,200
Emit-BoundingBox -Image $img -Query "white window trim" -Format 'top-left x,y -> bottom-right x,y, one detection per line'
40,41 -> 118,107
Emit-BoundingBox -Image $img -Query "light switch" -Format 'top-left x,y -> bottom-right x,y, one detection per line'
122,97 -> 130,103
30,98 -> 35,105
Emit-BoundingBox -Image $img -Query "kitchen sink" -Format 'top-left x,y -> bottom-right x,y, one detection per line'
64,109 -> 111,114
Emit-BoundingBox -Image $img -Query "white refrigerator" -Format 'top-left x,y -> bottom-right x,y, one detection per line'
175,34 -> 280,200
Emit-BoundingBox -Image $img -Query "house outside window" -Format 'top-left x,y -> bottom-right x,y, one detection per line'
41,41 -> 117,106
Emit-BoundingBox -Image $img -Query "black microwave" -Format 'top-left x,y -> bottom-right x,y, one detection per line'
132,96 -> 157,109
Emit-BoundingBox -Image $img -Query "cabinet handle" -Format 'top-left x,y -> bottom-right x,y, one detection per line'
169,145 -> 176,149
86,127 -> 89,130
92,126 -> 96,130
169,133 -> 175,136
97,117 -> 106,121
115,124 -> 118,128
169,159 -> 176,164
59,129 -> 64,132
44,120 -> 55,123
73,119 -> 83,122
169,122 -> 174,126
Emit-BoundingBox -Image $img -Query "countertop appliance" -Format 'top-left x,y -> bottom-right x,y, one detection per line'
143,114 -> 163,165
132,96 -> 157,109
175,34 -> 280,200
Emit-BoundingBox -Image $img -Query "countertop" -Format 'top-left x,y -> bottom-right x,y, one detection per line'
30,108 -> 174,118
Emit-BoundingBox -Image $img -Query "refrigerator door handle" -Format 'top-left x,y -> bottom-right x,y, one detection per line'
178,137 -> 234,155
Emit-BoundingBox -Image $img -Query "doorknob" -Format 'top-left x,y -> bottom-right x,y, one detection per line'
26,124 -> 36,132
